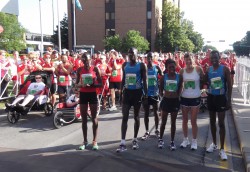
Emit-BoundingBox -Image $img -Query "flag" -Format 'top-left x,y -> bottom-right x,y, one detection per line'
75,0 -> 83,10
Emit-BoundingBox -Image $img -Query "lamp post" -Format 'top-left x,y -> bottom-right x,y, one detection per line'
57,0 -> 62,53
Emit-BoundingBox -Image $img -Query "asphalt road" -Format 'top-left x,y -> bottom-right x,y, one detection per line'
0,106 -> 245,172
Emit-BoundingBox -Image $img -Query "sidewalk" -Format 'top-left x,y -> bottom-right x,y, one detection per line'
231,86 -> 250,172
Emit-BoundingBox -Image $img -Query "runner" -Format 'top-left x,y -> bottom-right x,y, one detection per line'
116,47 -> 147,152
76,53 -> 102,150
179,53 -> 204,150
158,59 -> 181,150
205,50 -> 232,161
141,52 -> 162,140
108,50 -> 125,111
55,54 -> 73,102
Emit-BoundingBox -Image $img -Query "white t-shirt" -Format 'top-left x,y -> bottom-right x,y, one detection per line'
27,82 -> 45,95
66,94 -> 79,104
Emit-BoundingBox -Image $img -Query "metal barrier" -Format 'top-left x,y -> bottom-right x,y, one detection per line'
235,56 -> 250,104
0,65 -> 18,101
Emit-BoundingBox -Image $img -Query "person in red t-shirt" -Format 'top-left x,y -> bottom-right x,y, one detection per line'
41,53 -> 57,106
17,55 -> 33,86
55,54 -> 73,102
96,54 -> 110,110
76,53 -> 102,150
108,50 -> 125,111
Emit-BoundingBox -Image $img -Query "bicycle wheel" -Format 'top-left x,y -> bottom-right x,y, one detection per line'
44,102 -> 53,116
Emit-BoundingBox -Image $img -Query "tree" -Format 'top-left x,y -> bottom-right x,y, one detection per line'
0,12 -> 26,51
233,31 -> 250,56
155,1 -> 204,53
103,34 -> 122,52
51,14 -> 68,49
181,19 -> 204,52
122,30 -> 149,53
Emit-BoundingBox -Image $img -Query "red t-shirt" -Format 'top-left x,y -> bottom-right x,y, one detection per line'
109,58 -> 125,82
79,66 -> 97,93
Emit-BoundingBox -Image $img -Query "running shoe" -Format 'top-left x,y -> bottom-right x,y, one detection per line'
180,138 -> 190,148
190,139 -> 198,150
92,142 -> 99,150
169,142 -> 176,151
141,132 -> 150,140
132,140 -> 139,150
109,106 -> 117,111
219,149 -> 228,160
116,144 -> 127,153
158,139 -> 164,149
155,130 -> 160,138
78,141 -> 89,150
206,143 -> 218,153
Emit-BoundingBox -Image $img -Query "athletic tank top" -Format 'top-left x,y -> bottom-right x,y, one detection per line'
208,65 -> 226,95
124,62 -> 142,90
147,65 -> 159,96
163,73 -> 179,92
181,67 -> 201,98
79,66 -> 97,93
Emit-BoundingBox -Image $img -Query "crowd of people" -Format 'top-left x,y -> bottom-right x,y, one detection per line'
0,47 -> 236,160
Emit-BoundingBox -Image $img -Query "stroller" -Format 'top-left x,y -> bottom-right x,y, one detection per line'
53,102 -> 100,129
6,71 -> 54,124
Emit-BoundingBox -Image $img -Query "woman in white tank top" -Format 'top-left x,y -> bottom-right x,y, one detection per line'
179,53 -> 204,150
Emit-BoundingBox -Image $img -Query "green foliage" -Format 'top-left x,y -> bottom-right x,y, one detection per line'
103,30 -> 149,53
202,45 -> 217,52
122,30 -> 149,53
233,31 -> 250,56
156,2 -> 204,53
51,14 -> 68,49
103,34 -> 122,51
0,12 -> 26,51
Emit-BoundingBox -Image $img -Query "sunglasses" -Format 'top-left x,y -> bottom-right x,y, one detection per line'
35,77 -> 42,79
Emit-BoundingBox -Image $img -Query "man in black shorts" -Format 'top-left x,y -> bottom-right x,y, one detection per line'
204,50 -> 232,161
116,47 -> 147,152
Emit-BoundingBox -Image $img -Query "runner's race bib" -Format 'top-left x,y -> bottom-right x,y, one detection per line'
30,89 -> 37,95
59,76 -> 65,83
184,80 -> 195,89
211,77 -> 222,89
81,74 -> 93,85
126,74 -> 136,86
165,80 -> 177,92
148,75 -> 157,86
112,70 -> 117,77
24,75 -> 28,81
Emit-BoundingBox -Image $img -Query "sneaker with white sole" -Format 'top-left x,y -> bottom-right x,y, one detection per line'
141,132 -> 150,140
191,139 -> 198,150
169,142 -> 176,151
180,138 -> 190,148
206,143 -> 218,153
158,139 -> 164,149
116,144 -> 127,153
219,149 -> 228,160
109,106 -> 117,111
132,140 -> 139,150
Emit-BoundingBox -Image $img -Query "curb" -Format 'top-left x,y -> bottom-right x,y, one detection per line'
231,87 -> 250,172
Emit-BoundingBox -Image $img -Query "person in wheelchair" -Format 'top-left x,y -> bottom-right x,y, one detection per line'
5,74 -> 45,111
66,88 -> 79,108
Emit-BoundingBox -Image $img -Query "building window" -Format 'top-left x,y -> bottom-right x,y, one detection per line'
147,11 -> 152,19
106,29 -> 115,36
106,0 -> 115,3
106,12 -> 109,20
110,12 -> 115,20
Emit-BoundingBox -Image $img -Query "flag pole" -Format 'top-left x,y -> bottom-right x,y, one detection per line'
72,0 -> 76,52
39,0 -> 44,56
57,0 -> 62,53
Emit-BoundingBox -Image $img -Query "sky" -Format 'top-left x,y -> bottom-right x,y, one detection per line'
181,0 -> 250,51
17,0 -> 250,52
18,0 -> 68,35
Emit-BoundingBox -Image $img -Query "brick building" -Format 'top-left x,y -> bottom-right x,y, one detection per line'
68,0 -> 162,52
